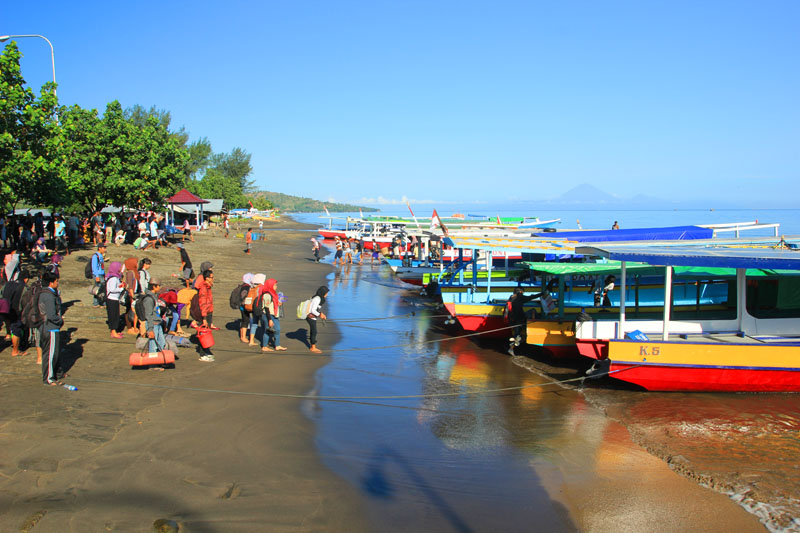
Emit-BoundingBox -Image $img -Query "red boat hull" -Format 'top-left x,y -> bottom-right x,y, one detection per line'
607,363 -> 800,392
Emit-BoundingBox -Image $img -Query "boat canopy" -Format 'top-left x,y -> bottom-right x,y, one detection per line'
518,261 -> 658,276
532,225 -> 713,242
576,243 -> 800,271
520,261 -> 800,278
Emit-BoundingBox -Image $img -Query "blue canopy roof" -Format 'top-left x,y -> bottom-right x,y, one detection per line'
533,225 -> 713,243
576,244 -> 800,271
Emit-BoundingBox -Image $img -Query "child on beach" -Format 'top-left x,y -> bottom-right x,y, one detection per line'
245,228 -> 253,255
371,240 -> 380,265
182,218 -> 193,242
177,243 -> 193,287
311,238 -> 320,263
333,237 -> 343,266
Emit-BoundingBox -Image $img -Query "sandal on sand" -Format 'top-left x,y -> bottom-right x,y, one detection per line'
261,346 -> 274,352
274,346 -> 287,351
11,351 -> 29,357
310,347 -> 322,354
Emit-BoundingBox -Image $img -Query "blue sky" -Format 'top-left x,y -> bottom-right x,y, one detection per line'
4,1 -> 799,208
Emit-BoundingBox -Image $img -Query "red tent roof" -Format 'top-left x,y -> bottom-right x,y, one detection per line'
167,188 -> 209,204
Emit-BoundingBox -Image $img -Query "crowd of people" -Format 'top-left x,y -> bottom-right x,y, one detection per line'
1,210 -> 331,384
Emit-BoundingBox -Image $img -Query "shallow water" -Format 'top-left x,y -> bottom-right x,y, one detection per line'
304,257 -> 800,532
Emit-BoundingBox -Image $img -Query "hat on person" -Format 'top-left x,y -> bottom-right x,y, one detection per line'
176,243 -> 184,249
149,277 -> 161,286
97,242 -> 107,249
252,273 -> 266,286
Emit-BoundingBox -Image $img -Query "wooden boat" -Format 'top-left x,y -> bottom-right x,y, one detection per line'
573,241 -> 800,392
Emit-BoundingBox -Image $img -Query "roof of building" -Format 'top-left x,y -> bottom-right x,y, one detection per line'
167,189 -> 208,204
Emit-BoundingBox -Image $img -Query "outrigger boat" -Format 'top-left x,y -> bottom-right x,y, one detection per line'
573,241 -> 800,392
436,223 -> 786,357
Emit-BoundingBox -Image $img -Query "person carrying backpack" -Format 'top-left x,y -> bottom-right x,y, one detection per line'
90,243 -> 106,307
306,286 -> 329,354
39,271 -> 65,385
2,268 -> 30,357
138,277 -> 165,354
231,272 -> 254,344
105,261 -> 126,339
258,278 -> 287,352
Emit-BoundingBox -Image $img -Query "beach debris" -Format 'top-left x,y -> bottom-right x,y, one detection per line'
152,518 -> 179,532
219,482 -> 241,500
19,510 -> 46,532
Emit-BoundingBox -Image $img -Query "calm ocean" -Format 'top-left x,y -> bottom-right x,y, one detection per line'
299,206 -> 800,237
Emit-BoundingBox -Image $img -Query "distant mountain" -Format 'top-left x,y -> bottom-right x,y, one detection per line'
254,191 -> 378,213
549,183 -> 620,205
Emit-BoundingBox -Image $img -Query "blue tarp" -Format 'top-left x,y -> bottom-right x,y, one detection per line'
532,225 -> 713,243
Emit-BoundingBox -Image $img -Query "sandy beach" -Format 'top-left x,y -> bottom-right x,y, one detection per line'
0,218 -> 770,532
0,220 -> 369,531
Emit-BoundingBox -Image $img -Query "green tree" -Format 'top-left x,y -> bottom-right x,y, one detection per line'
189,146 -> 254,209
61,101 -> 190,211
0,42 -> 62,212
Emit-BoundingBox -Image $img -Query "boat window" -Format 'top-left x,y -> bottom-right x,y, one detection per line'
746,277 -> 800,318
670,279 -> 737,321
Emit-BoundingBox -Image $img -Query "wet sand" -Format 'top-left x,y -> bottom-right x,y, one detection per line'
0,219 -> 772,532
0,220 -> 369,531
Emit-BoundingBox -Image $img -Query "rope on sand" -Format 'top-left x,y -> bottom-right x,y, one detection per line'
0,365 -> 638,402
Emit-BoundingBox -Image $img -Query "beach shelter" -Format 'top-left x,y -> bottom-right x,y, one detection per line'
167,189 -> 208,228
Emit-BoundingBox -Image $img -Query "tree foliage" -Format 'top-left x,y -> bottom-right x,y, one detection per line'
2,42 -> 352,216
0,42 -> 62,211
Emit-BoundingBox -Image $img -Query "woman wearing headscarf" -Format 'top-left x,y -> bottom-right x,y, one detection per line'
123,257 -> 139,334
258,278 -> 286,352
306,286 -> 328,353
105,261 -> 126,339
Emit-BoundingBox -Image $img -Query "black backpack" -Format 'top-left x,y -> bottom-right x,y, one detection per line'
20,280 -> 46,328
229,283 -> 249,310
252,292 -> 265,319
134,293 -> 155,321
84,253 -> 100,279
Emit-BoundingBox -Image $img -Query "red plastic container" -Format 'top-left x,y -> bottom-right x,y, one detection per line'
197,327 -> 215,348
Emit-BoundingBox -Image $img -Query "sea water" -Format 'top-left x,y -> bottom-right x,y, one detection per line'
292,209 -> 800,531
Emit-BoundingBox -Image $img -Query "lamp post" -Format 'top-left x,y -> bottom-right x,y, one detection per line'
0,34 -> 57,98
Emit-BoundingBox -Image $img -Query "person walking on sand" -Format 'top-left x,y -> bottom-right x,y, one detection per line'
333,236 -> 343,266
39,271 -> 65,385
223,214 -> 230,239
311,238 -> 320,263
306,286 -> 328,353
245,227 -> 253,255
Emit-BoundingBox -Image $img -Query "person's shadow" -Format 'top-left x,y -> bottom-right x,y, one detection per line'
60,327 -> 86,374
61,299 -> 80,312
286,328 -> 309,348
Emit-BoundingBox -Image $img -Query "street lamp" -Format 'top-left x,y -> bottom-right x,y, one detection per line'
0,34 -> 57,98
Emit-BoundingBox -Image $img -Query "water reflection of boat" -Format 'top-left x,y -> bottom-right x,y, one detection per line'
574,243 -> 800,392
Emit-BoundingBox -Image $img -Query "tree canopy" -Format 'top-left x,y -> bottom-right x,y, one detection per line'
1,41 -> 262,215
